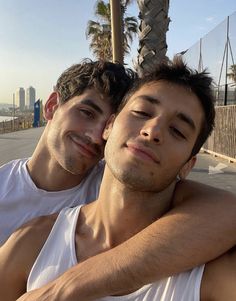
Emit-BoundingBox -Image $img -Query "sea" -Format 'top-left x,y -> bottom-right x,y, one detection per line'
0,116 -> 17,122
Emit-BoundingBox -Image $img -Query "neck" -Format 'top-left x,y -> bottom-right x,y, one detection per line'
77,166 -> 176,261
27,129 -> 85,191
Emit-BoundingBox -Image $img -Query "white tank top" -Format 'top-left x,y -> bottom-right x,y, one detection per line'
27,206 -> 205,300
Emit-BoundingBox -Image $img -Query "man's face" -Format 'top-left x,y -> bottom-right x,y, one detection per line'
45,88 -> 112,176
104,81 -> 204,192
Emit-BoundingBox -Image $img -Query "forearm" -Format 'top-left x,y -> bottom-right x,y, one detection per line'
74,191 -> 236,299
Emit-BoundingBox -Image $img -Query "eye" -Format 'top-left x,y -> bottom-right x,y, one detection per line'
132,110 -> 151,118
170,126 -> 186,139
79,109 -> 94,119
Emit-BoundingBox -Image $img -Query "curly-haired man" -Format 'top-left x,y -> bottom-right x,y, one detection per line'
0,59 -> 136,245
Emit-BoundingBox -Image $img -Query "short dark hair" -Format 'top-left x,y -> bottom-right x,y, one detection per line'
55,59 -> 137,112
118,57 -> 215,157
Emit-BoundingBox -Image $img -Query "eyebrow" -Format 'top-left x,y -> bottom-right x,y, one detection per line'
80,99 -> 103,115
177,112 -> 196,131
134,94 -> 196,131
135,95 -> 161,106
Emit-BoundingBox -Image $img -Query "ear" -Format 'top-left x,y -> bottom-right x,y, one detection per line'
102,114 -> 116,141
178,156 -> 196,179
43,92 -> 59,120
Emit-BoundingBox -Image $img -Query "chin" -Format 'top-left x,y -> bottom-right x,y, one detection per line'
59,157 -> 82,175
113,168 -> 155,191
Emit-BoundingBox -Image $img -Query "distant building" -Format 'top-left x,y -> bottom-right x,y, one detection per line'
15,88 -> 25,112
26,86 -> 36,110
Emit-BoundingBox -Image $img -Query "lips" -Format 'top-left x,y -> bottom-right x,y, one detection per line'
69,134 -> 101,158
126,142 -> 160,164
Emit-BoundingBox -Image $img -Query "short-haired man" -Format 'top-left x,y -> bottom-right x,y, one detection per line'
1,59 -> 236,301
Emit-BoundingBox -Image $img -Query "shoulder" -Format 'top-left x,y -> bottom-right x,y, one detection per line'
201,247 -> 236,300
11,213 -> 58,248
1,213 -> 58,272
0,158 -> 29,198
0,158 -> 28,172
0,213 -> 57,299
173,179 -> 236,206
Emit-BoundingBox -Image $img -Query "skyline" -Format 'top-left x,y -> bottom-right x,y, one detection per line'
14,86 -> 36,111
0,0 -> 236,104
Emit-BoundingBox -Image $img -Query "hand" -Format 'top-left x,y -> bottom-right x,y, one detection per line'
16,279 -> 94,301
16,283 -> 67,301
16,287 -> 56,301
17,289 -> 92,301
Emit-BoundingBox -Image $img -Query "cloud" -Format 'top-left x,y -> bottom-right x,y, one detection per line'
206,16 -> 215,22
195,25 -> 206,31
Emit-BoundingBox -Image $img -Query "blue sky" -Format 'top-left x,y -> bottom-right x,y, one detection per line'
0,0 -> 235,104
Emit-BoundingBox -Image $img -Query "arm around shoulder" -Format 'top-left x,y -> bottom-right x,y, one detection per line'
15,181 -> 236,301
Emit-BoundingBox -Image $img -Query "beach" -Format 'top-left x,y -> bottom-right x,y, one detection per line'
0,116 -> 17,122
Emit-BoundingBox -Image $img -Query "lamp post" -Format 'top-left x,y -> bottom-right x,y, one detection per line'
110,0 -> 123,64
12,93 -> 15,131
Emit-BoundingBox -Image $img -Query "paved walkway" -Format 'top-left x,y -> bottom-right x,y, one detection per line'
189,152 -> 236,194
0,127 -> 44,165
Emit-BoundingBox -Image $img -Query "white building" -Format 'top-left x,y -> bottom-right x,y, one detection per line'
26,86 -> 36,110
15,87 -> 25,112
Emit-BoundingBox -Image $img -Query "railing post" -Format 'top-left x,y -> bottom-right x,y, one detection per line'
224,16 -> 229,106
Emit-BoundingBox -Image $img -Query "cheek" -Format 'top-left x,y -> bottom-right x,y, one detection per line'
166,134 -> 194,159
162,147 -> 189,170
59,112 -> 80,131
116,116 -> 139,136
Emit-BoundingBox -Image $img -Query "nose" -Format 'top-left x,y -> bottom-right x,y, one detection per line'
140,118 -> 164,144
86,123 -> 105,146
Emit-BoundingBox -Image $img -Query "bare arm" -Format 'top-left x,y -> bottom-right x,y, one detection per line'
0,229 -> 28,301
17,181 -> 236,301
0,216 -> 55,301
201,246 -> 236,300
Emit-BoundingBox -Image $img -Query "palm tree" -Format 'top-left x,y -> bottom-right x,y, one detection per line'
86,20 -> 112,60
227,64 -> 236,85
86,0 -> 138,61
136,0 -> 170,76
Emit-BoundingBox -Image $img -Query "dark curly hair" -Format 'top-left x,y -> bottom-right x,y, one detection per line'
118,57 -> 215,157
55,59 -> 137,112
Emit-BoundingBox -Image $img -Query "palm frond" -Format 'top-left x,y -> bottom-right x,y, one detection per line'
86,0 -> 138,61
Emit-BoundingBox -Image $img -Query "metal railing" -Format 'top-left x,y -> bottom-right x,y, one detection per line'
0,117 -> 34,134
183,11 -> 236,106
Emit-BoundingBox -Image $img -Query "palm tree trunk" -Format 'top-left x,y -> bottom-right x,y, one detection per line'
110,0 -> 124,63
136,0 -> 170,76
